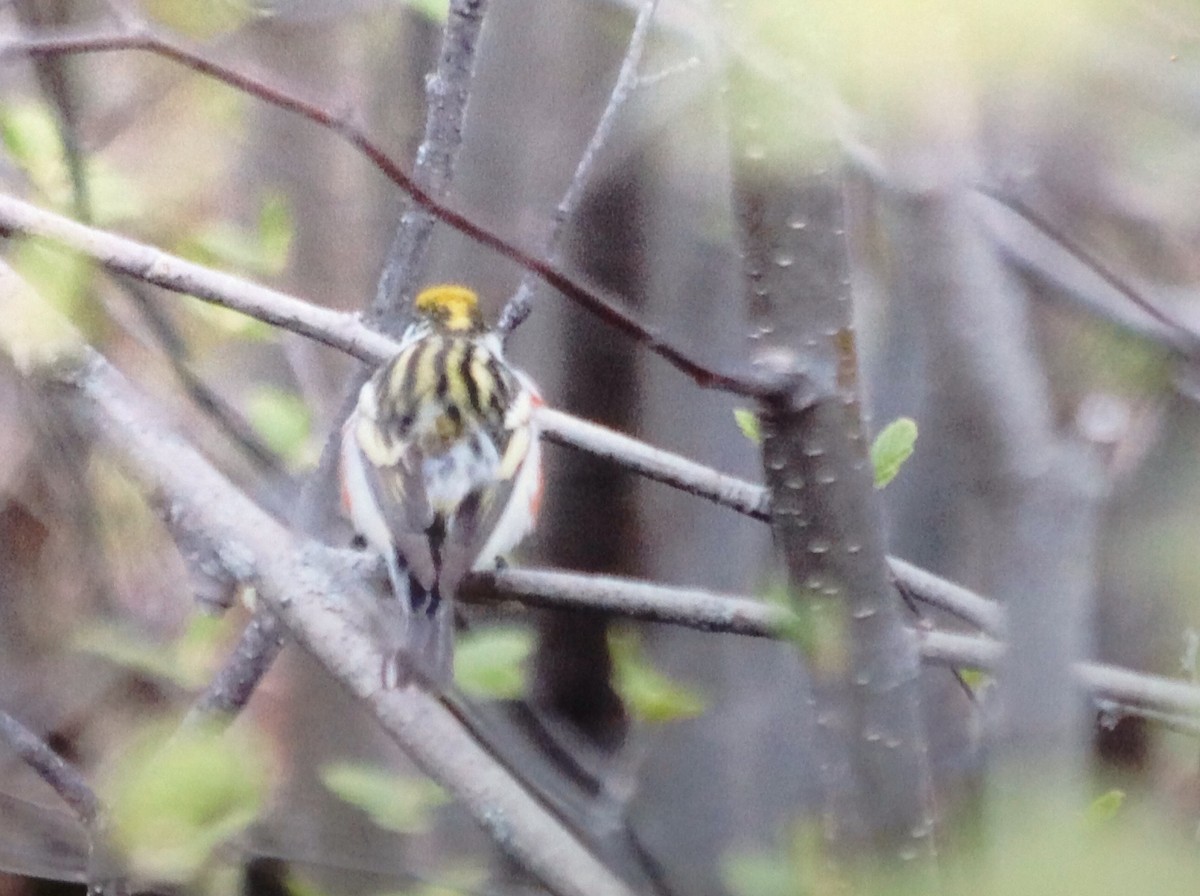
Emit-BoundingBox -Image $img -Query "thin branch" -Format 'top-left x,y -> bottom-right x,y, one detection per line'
0,25 -> 757,395
0,709 -> 100,827
499,0 -> 661,335
0,192 -> 1009,639
0,192 -> 398,363
539,406 -> 769,519
975,185 -> 1200,358
119,277 -> 284,473
886,556 -> 1005,636
183,612 -> 286,726
466,567 -> 787,636
373,0 -> 489,327
467,568 -> 1200,725
0,710 -> 126,896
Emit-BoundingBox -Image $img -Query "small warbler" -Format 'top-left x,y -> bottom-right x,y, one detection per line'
340,285 -> 543,687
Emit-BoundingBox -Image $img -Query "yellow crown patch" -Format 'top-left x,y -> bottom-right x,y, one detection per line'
415,284 -> 484,333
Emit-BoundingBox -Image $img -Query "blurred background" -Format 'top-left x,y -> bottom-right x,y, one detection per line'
1,0 -> 1200,894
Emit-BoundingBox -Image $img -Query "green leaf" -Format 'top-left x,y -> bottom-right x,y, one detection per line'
72,615 -> 228,690
0,102 -> 143,223
402,0 -> 450,22
246,386 -> 311,465
142,0 -> 260,37
733,408 -> 762,444
178,195 -> 293,278
103,721 -> 269,883
870,416 -> 918,489
0,103 -> 70,205
453,627 -> 531,698
611,634 -> 706,722
722,852 -> 799,896
722,819 -> 826,896
320,763 -> 447,834
1087,789 -> 1126,824
257,194 -> 294,273
957,668 -> 990,692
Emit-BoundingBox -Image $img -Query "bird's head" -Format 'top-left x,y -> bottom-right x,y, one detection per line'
415,284 -> 486,334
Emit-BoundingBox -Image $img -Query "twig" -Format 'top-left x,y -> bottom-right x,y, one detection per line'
469,568 -> 1200,725
886,556 -> 1005,636
116,277 -> 285,475
0,190 -> 1012,640
1094,699 -> 1200,738
499,0 -> 661,335
1,26 -> 756,395
183,612 -> 286,726
373,0 -> 489,327
975,185 -> 1200,358
0,192 -> 398,363
538,406 -> 769,519
0,709 -> 100,827
0,711 -> 126,896
466,567 -> 788,636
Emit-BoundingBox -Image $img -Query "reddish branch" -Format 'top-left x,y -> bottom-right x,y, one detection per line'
1,25 -> 757,395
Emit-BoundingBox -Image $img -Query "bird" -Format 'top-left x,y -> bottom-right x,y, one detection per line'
339,284 -> 543,689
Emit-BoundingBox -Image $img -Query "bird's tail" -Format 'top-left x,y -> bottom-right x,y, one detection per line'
381,554 -> 454,690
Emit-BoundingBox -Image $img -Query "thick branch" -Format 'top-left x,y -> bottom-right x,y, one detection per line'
35,347 -> 635,896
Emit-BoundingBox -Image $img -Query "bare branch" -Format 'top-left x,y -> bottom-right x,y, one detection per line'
0,27 -> 757,394
183,613 -> 286,726
539,406 -> 769,519
0,192 -> 397,362
373,0 -> 489,327
0,710 -> 100,827
886,557 -> 1005,637
466,567 -> 787,636
975,186 -> 1200,359
499,0 -> 661,334
24,344 -> 636,896
468,568 -> 1200,726
0,192 -> 1010,639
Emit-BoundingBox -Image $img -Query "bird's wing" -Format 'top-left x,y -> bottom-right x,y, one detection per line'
437,387 -> 542,599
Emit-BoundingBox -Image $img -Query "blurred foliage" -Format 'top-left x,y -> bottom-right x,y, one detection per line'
763,580 -> 848,676
402,0 -> 450,23
734,407 -> 762,444
722,819 -> 828,896
1085,788 -> 1126,824
870,416 -> 917,489
374,864 -> 488,896
320,762 -> 448,834
724,787 -> 1200,896
246,385 -> 313,466
141,0 -> 264,38
72,614 -> 232,691
178,193 -> 294,279
723,0 -> 1127,138
957,668 -> 990,693
610,632 -> 706,722
101,719 -> 270,886
0,101 -> 145,223
0,253 -> 88,373
453,626 -> 532,699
